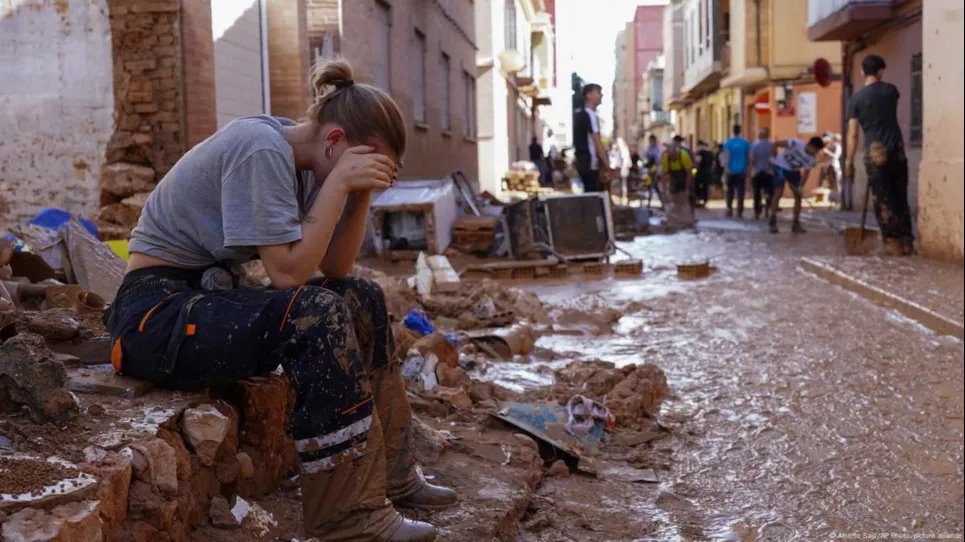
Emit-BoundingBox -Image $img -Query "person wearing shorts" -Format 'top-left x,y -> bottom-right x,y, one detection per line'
769,136 -> 825,233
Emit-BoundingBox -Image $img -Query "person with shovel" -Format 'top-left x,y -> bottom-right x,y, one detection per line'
844,54 -> 914,255
768,136 -> 825,234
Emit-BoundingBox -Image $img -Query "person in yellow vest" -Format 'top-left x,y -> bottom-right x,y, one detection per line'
661,135 -> 695,228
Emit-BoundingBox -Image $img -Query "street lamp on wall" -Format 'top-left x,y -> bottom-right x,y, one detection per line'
498,49 -> 526,75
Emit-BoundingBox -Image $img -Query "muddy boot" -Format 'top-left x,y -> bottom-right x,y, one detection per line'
901,237 -> 916,256
374,515 -> 438,542
792,221 -> 806,234
394,476 -> 459,510
726,208 -> 733,218
880,238 -> 903,256
768,216 -> 778,234
300,414 -> 409,541
372,363 -> 458,508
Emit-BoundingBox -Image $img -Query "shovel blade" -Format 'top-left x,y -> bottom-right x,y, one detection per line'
843,227 -> 879,255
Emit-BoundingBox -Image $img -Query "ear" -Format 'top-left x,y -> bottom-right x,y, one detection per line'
324,127 -> 346,146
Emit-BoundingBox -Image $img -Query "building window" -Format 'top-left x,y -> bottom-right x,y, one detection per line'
504,0 -> 517,51
413,30 -> 427,124
441,52 -> 451,131
372,1 -> 392,90
705,0 -> 712,49
910,53 -> 922,145
463,70 -> 476,139
698,0 -> 705,54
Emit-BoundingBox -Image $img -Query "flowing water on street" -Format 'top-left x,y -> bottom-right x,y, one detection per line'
503,213 -> 964,540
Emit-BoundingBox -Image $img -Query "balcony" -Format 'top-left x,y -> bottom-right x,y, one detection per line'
807,0 -> 895,41
649,110 -> 672,126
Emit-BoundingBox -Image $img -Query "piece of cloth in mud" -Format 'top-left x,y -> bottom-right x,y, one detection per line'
103,267 -> 423,533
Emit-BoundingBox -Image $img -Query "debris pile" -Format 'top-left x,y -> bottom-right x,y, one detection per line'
0,374 -> 296,542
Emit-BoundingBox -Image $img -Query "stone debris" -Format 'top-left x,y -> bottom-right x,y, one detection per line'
0,333 -> 80,423
209,495 -> 239,528
181,404 -> 231,467
546,459 -> 570,478
0,499 -> 102,542
127,438 -> 178,497
606,364 -> 670,427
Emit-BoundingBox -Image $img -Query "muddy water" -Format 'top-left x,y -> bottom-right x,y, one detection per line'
507,212 -> 964,540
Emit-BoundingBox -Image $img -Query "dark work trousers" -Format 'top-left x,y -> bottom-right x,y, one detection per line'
726,173 -> 747,215
866,148 -> 914,241
103,267 -> 420,497
694,172 -> 711,205
752,171 -> 774,217
579,169 -> 602,192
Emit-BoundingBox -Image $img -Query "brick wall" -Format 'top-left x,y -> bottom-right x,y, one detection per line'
336,0 -> 479,182
181,0 -> 218,147
268,0 -> 311,120
97,0 -> 217,239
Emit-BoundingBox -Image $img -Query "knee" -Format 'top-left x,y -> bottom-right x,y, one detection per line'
342,277 -> 387,309
288,286 -> 352,326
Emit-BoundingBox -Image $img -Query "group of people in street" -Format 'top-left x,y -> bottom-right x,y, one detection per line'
567,52 -> 913,254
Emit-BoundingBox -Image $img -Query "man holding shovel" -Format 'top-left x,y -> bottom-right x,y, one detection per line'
845,54 -> 914,255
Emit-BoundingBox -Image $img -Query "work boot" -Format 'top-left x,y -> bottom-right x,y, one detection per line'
394,481 -> 459,510
726,208 -> 733,218
881,238 -> 903,256
374,515 -> 438,542
792,221 -> 806,234
901,237 -> 916,256
768,216 -> 778,234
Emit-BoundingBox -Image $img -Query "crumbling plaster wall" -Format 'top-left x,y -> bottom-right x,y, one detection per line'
0,0 -> 115,228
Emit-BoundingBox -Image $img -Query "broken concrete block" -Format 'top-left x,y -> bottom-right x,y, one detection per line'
413,332 -> 458,368
22,309 -> 81,341
236,452 -> 254,480
0,500 -> 103,542
101,163 -> 156,198
66,370 -> 153,398
156,428 -> 192,482
126,481 -> 178,530
607,363 -> 670,427
546,459 -> 570,478
128,438 -> 178,497
80,451 -> 133,528
208,496 -> 239,528
181,404 -> 230,467
0,333 -> 80,423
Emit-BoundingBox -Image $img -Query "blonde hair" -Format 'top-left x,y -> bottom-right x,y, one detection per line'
307,58 -> 406,159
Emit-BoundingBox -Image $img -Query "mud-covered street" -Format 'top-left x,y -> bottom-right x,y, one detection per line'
488,209 -> 964,541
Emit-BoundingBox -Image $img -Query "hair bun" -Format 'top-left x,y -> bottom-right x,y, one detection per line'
310,59 -> 355,97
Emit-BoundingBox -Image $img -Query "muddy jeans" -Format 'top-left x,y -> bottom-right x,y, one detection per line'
865,147 -> 914,242
104,267 -> 420,536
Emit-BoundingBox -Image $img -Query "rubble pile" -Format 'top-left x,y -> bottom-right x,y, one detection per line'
0,374 -> 296,542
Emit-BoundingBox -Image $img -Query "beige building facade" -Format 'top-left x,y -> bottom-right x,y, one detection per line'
916,2 -> 964,263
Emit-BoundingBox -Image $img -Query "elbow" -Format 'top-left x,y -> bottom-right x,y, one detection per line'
267,262 -> 314,290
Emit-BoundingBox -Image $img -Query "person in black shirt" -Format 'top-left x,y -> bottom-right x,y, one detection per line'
573,83 -> 611,192
845,54 -> 914,255
694,140 -> 715,207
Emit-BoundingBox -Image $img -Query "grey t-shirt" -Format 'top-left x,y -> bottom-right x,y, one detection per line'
750,139 -> 774,175
129,116 -> 319,268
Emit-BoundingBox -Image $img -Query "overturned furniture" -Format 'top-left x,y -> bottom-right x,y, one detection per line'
371,179 -> 458,258
506,193 -> 616,261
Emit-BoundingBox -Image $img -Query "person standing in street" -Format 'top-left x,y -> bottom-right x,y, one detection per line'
573,83 -> 611,193
529,136 -> 549,186
694,140 -> 715,208
662,135 -> 695,228
845,54 -> 914,255
750,127 -> 775,220
769,136 -> 825,234
722,125 -> 752,218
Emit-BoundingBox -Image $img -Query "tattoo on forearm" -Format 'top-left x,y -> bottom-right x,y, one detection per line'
302,215 -> 317,224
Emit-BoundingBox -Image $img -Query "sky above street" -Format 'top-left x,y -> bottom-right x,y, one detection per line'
554,0 -> 667,137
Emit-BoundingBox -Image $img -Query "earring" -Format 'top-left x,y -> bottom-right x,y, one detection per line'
324,146 -> 333,159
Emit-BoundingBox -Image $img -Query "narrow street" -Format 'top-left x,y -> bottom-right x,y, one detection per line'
502,208 -> 964,540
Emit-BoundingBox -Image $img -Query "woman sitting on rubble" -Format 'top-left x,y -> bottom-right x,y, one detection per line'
103,58 -> 455,542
